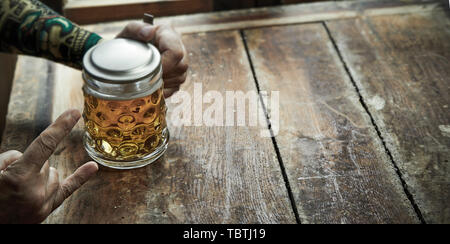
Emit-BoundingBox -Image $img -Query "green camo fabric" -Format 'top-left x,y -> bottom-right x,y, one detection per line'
0,0 -> 102,69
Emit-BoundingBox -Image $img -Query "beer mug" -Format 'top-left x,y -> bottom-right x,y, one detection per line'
81,38 -> 169,169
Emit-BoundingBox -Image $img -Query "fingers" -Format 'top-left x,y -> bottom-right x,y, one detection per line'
45,166 -> 59,198
161,50 -> 185,76
51,162 -> 98,210
154,25 -> 187,93
164,72 -> 188,89
162,54 -> 187,92
40,160 -> 50,181
164,88 -> 180,98
155,25 -> 186,74
0,150 -> 22,170
163,58 -> 188,79
16,109 -> 81,173
117,23 -> 188,93
116,22 -> 157,43
119,23 -> 186,74
116,23 -> 187,98
154,25 -> 184,54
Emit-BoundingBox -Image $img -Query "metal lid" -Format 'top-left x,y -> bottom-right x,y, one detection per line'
83,38 -> 161,83
82,38 -> 163,100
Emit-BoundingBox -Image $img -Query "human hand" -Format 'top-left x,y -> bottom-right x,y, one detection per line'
117,22 -> 188,98
0,109 -> 98,224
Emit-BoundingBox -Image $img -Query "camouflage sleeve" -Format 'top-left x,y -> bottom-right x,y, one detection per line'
0,0 -> 102,69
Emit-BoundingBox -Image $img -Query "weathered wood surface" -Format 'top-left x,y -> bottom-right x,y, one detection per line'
244,24 -> 419,223
65,0 -> 438,25
78,0 -> 442,36
64,0 -> 214,25
1,0 -> 448,224
149,0 -> 442,34
18,28 -> 294,223
1,56 -> 54,154
326,9 -> 450,223
0,53 -> 17,142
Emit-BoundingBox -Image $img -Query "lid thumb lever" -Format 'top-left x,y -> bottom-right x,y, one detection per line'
143,13 -> 154,25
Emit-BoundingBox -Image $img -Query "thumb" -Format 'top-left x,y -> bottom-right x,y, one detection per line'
0,150 -> 22,171
116,22 -> 157,43
51,161 -> 99,210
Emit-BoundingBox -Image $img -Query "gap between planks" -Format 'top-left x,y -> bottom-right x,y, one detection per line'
239,30 -> 302,224
321,21 -> 427,224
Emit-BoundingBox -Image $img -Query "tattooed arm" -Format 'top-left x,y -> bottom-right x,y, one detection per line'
0,0 -> 187,96
0,0 -> 102,69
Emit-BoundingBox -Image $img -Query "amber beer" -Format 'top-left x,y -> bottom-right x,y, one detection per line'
83,87 -> 167,161
82,37 -> 168,169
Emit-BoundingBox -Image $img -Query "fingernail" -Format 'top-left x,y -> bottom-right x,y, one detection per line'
70,109 -> 81,121
138,26 -> 153,39
90,161 -> 99,171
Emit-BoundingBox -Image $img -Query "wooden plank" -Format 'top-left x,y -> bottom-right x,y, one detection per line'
244,23 -> 419,223
159,0 -> 440,35
79,0 -> 442,35
0,53 -> 17,142
326,10 -> 450,223
11,27 -> 295,223
64,0 -> 214,25
0,56 -> 54,154
1,0 -> 444,225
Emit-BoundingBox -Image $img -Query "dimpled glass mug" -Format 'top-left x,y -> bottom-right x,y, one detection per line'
82,38 -> 169,169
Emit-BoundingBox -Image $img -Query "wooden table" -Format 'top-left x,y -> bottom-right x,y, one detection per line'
1,0 -> 448,224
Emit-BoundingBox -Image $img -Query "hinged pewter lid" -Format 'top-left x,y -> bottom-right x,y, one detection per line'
83,38 -> 161,83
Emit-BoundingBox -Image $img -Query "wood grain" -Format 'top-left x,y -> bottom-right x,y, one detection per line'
78,0 -> 442,35
64,0 -> 214,25
0,53 -> 17,142
31,28 -> 296,223
244,23 -> 419,223
0,56 -> 54,153
158,0 -> 442,34
2,0 -> 447,224
326,9 -> 450,223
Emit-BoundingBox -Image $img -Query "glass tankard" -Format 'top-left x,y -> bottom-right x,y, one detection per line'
82,38 -> 169,169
